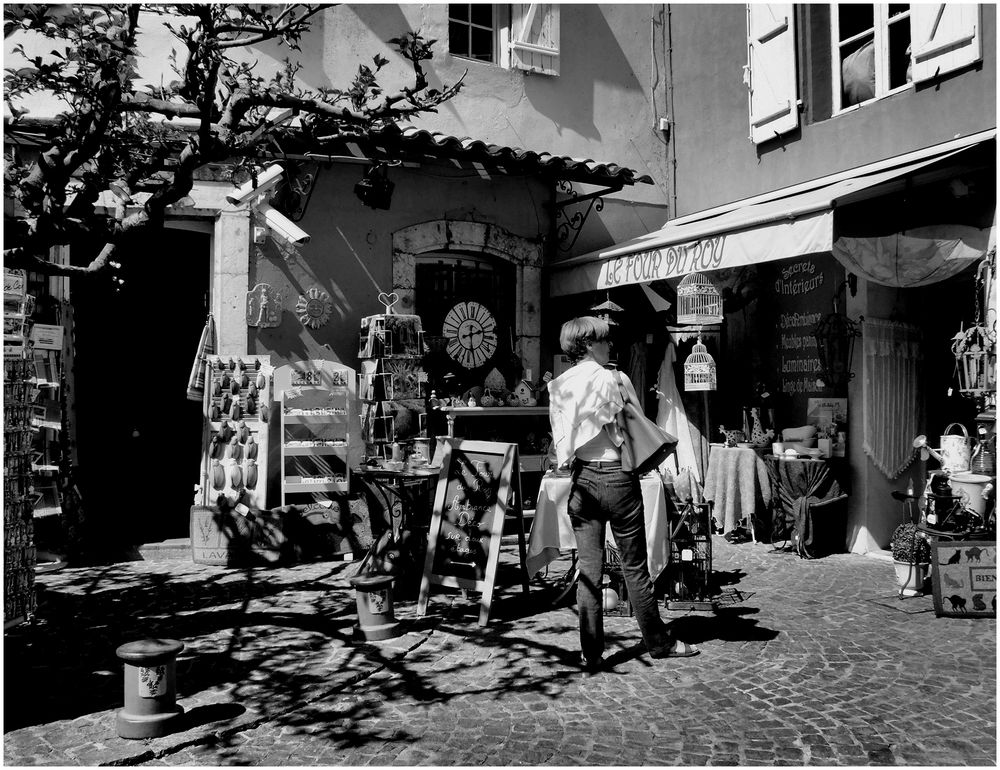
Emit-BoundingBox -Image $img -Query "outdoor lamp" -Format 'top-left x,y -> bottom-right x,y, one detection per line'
354,163 -> 394,210
812,279 -> 861,394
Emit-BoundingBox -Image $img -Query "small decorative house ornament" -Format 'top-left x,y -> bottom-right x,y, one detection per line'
676,272 -> 723,325
296,287 -> 333,329
483,367 -> 506,392
514,380 -> 536,406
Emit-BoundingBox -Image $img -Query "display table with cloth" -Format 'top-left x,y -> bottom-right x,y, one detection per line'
702,446 -> 772,537
526,472 -> 669,580
763,455 -> 849,557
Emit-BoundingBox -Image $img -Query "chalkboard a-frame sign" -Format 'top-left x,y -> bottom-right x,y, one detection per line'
417,439 -> 529,626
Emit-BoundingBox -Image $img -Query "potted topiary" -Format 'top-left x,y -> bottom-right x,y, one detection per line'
890,521 -> 931,597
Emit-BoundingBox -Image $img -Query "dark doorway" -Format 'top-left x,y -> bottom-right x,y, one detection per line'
71,227 -> 210,551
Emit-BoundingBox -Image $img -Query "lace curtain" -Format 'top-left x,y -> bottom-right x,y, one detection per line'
862,318 -> 924,480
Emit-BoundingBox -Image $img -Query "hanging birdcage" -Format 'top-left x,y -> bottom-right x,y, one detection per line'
952,323 -> 997,397
676,272 -> 723,325
683,336 -> 717,391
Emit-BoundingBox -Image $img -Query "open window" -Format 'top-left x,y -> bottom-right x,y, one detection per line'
831,4 -> 912,112
448,4 -> 559,76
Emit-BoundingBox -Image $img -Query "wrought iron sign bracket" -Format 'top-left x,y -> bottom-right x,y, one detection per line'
550,180 -> 624,253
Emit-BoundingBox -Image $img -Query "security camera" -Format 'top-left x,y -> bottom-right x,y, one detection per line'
257,203 -> 311,246
225,164 -> 285,206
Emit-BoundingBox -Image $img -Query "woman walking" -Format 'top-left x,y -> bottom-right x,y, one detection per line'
548,316 -> 699,673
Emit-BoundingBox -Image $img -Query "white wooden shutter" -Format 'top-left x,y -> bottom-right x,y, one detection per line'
746,3 -> 798,144
910,4 -> 981,83
510,4 -> 559,76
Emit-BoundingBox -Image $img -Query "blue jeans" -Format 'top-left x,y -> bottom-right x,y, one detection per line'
569,461 -> 670,663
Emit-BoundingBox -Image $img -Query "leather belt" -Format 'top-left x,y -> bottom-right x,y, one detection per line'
574,459 -> 622,468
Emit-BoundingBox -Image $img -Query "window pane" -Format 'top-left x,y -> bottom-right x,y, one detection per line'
840,34 -> 875,107
470,26 -> 493,61
838,4 -> 874,41
449,4 -> 469,22
449,20 -> 469,56
888,15 -> 912,88
470,4 -> 492,27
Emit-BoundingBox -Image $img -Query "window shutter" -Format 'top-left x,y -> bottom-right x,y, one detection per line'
910,4 -> 981,83
746,3 -> 798,144
510,4 -> 559,76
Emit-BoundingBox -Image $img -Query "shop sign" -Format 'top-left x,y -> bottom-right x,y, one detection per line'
418,439 -> 526,626
598,236 -> 726,289
777,257 -> 840,396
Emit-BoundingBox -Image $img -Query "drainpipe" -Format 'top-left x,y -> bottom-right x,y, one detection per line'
665,4 -> 678,218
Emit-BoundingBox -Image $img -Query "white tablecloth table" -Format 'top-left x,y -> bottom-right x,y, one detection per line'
526,472 -> 670,580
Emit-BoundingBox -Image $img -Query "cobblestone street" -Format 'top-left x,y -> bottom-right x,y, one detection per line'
4,536 -> 996,766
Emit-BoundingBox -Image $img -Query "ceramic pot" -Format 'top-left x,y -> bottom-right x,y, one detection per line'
893,560 -> 929,597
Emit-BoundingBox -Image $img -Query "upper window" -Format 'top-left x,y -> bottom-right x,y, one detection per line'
449,4 -> 498,63
832,4 -> 912,111
447,4 -> 560,76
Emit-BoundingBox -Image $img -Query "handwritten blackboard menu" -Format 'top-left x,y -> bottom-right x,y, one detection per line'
417,439 -> 529,626
776,256 -> 844,416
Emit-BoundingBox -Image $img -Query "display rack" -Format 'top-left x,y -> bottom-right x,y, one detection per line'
4,353 -> 37,630
357,299 -> 428,461
199,355 -> 272,509
275,361 -> 358,505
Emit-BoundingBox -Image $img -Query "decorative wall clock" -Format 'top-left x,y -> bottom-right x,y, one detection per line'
442,300 -> 498,369
296,287 -> 333,329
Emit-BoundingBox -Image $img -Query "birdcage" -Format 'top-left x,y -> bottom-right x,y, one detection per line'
676,272 -> 723,325
683,336 -> 717,391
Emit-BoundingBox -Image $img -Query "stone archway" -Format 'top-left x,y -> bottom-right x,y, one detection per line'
392,220 -> 543,376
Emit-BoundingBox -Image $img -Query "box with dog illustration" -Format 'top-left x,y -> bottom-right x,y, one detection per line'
931,540 -> 996,618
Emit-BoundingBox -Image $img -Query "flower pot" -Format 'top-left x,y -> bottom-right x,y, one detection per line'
893,560 -> 929,597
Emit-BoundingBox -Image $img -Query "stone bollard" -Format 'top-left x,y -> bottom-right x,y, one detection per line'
349,573 -> 402,641
115,638 -> 185,739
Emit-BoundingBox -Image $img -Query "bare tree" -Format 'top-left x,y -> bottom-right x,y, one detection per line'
4,3 -> 464,278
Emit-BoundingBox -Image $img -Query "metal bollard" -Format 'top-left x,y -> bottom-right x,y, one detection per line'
116,638 -> 185,739
349,574 -> 402,641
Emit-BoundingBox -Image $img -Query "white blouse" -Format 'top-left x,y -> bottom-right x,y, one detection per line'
547,360 -> 639,467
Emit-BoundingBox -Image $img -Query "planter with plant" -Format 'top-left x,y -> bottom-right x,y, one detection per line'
890,521 -> 931,597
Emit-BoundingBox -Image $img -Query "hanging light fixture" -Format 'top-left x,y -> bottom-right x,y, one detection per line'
952,323 -> 997,400
812,278 -> 861,393
354,162 -> 394,210
676,272 -> 723,325
591,294 -> 623,325
683,335 -> 717,391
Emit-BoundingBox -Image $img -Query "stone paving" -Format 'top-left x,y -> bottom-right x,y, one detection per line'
3,537 -> 996,766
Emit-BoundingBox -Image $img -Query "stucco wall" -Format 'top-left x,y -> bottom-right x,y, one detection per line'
248,163 -> 548,370
668,4 -> 997,216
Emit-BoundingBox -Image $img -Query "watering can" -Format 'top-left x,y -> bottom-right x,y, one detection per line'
939,422 -> 975,473
912,435 -> 944,465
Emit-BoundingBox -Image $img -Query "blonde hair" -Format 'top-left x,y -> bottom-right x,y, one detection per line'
559,316 -> 611,362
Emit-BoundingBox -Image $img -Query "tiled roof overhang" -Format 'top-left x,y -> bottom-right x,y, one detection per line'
307,123 -> 655,188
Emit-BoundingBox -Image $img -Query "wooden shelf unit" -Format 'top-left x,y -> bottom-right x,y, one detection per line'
275,361 -> 357,506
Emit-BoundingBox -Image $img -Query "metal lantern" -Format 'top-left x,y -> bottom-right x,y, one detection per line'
812,298 -> 861,394
676,272 -> 723,325
683,335 -> 717,391
952,323 -> 997,398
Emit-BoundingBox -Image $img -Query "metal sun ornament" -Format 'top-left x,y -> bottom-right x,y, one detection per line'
683,334 -> 717,392
295,287 -> 333,329
676,272 -> 724,325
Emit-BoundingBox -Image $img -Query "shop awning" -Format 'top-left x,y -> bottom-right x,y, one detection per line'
549,130 -> 995,297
